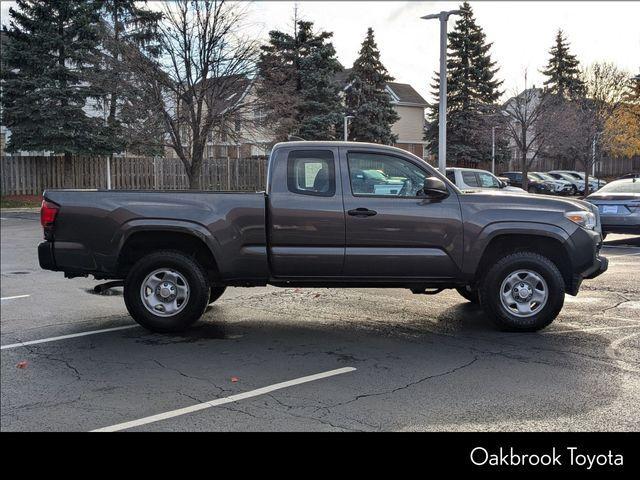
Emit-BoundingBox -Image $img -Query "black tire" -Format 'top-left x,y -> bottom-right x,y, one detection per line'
570,186 -> 577,196
456,286 -> 480,304
209,286 -> 227,304
124,250 -> 209,333
479,252 -> 565,332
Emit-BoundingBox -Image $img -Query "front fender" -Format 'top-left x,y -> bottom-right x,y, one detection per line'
463,221 -> 572,277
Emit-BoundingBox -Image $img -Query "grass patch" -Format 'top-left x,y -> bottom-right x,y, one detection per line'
0,195 -> 42,209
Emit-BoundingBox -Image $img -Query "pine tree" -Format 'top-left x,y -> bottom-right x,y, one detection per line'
95,0 -> 163,154
541,29 -> 586,98
345,28 -> 399,144
424,2 -> 503,166
258,19 -> 343,141
1,0 -> 111,186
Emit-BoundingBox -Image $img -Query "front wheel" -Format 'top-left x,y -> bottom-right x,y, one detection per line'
124,250 -> 210,333
479,252 -> 565,332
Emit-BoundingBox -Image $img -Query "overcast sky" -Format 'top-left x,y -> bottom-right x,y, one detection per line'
2,1 -> 639,102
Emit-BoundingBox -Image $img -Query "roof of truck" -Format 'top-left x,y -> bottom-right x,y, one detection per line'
272,141 -> 423,157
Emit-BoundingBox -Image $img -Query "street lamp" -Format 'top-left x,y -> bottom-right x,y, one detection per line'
421,9 -> 461,174
343,115 -> 354,141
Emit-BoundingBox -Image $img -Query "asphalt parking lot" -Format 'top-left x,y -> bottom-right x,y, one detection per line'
1,211 -> 639,432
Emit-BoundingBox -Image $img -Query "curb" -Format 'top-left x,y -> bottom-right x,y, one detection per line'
0,208 -> 40,213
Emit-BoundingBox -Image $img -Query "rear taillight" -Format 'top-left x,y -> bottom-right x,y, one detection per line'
41,200 -> 59,239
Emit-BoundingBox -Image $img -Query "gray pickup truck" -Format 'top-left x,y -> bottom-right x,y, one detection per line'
38,141 -> 608,333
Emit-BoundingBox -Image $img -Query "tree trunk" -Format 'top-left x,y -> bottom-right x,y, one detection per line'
187,142 -> 205,190
521,150 -> 529,192
63,152 -> 73,189
584,167 -> 590,198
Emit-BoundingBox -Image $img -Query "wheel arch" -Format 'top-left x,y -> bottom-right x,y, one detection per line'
116,221 -> 221,281
467,223 -> 574,289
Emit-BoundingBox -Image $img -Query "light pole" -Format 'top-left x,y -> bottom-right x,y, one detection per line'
343,115 -> 354,141
421,9 -> 461,175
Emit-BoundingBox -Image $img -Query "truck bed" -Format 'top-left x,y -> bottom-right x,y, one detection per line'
42,189 -> 269,282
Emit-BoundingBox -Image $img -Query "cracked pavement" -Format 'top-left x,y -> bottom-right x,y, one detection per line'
1,212 -> 639,431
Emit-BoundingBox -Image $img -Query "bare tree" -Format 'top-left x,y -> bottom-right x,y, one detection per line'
579,62 -> 630,195
502,75 -> 551,191
124,0 -> 259,189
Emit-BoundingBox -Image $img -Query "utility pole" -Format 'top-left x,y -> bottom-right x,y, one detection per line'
421,9 -> 461,174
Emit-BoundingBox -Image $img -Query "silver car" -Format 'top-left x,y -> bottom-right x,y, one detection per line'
586,178 -> 640,235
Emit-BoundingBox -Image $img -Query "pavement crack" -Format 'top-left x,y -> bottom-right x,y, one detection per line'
150,359 -> 230,393
329,356 -> 479,410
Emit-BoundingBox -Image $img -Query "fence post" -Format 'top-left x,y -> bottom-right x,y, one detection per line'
106,155 -> 112,189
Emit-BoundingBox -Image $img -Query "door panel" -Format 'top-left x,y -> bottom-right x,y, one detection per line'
340,148 -> 463,278
268,148 -> 345,277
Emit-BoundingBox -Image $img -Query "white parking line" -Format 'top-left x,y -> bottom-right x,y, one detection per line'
91,367 -> 357,432
0,325 -> 138,350
1,294 -> 31,301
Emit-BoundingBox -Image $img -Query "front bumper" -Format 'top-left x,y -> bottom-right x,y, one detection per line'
566,228 -> 608,295
583,255 -> 608,280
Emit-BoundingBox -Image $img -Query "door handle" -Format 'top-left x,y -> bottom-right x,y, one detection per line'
348,208 -> 377,217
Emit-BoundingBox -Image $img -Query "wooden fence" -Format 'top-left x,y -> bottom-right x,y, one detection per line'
1,155 -> 268,195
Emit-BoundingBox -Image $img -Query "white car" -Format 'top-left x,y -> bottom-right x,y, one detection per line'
549,170 -> 606,192
446,168 -> 526,193
530,172 -> 574,195
548,172 -> 585,194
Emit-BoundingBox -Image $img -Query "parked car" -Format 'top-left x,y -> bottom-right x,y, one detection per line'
39,141 -> 607,333
501,171 -> 554,194
549,170 -> 605,192
446,167 -> 526,193
585,178 -> 640,236
530,172 -> 574,195
547,172 -> 585,195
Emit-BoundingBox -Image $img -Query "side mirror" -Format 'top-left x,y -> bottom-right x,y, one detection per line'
499,180 -> 507,188
422,177 -> 449,198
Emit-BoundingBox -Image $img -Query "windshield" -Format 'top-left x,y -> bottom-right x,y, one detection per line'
535,173 -> 556,181
558,173 -> 579,182
596,180 -> 640,194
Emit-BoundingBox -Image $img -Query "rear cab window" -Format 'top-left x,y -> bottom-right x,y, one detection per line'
287,150 -> 336,197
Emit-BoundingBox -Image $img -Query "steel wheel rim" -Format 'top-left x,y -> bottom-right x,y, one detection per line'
140,268 -> 190,317
499,269 -> 548,318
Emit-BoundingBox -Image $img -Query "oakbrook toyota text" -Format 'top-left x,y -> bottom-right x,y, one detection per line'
470,446 -> 624,469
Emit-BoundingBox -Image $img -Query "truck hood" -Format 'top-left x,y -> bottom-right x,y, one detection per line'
461,190 -> 593,212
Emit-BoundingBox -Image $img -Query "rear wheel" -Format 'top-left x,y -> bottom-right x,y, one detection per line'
479,252 -> 565,332
124,250 -> 209,333
456,286 -> 480,304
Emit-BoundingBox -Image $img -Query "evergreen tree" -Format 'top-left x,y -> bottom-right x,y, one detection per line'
258,19 -> 343,141
1,0 -> 111,186
541,29 -> 585,98
95,0 -> 163,154
424,2 -> 503,166
345,28 -> 399,144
